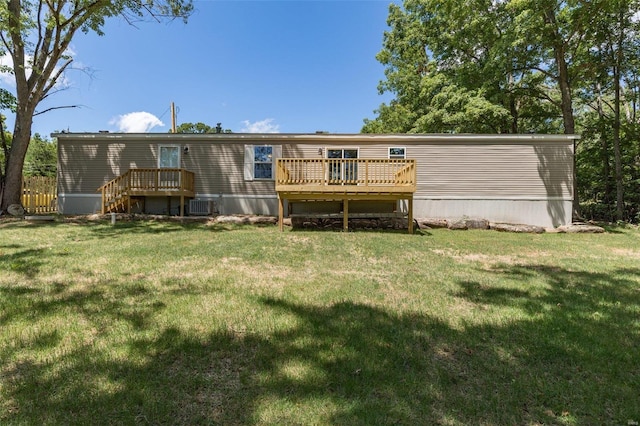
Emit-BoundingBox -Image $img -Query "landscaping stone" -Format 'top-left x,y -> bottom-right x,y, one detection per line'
447,220 -> 468,230
557,223 -> 605,233
290,216 -> 409,231
491,223 -> 545,233
248,216 -> 278,225
7,204 -> 24,216
417,218 -> 448,229
464,218 -> 490,230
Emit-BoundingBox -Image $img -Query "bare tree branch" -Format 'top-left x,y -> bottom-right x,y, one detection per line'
34,104 -> 81,116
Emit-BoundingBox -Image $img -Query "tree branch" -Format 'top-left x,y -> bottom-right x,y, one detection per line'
33,104 -> 80,116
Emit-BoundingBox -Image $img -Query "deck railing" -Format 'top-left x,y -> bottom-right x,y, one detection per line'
99,168 -> 195,213
276,158 -> 416,190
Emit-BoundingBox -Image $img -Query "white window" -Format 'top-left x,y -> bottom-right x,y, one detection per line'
244,145 -> 282,180
388,147 -> 406,159
158,145 -> 181,168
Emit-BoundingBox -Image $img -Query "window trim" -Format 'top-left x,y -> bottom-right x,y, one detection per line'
253,145 -> 274,180
158,144 -> 181,168
388,147 -> 406,159
244,144 -> 281,181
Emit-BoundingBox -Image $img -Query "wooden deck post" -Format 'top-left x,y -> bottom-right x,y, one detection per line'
180,195 -> 185,217
408,197 -> 414,234
278,196 -> 284,232
101,187 -> 106,214
343,198 -> 349,232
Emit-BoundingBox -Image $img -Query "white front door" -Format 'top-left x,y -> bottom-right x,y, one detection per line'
158,145 -> 180,168
158,145 -> 181,189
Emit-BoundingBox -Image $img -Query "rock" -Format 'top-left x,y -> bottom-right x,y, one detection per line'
491,223 -> 545,233
418,218 -> 448,228
215,215 -> 249,224
557,224 -> 605,233
464,218 -> 490,230
448,220 -> 468,230
248,216 -> 277,225
7,204 -> 24,216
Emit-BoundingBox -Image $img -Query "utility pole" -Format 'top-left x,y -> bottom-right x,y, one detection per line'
171,102 -> 177,133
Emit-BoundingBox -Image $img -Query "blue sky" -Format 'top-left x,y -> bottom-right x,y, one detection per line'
2,0 -> 398,136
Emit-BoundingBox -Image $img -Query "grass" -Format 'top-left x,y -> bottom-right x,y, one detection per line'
1,218 -> 639,425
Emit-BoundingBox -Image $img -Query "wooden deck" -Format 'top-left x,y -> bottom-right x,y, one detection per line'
275,159 -> 417,232
98,168 -> 195,215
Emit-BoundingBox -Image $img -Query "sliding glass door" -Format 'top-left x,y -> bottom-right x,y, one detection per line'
327,148 -> 358,184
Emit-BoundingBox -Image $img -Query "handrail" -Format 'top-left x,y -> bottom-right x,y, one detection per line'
98,168 -> 195,213
276,158 -> 416,189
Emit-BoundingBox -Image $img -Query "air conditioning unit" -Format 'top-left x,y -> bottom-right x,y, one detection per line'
189,199 -> 215,216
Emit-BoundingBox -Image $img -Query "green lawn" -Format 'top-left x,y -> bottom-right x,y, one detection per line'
1,219 -> 639,425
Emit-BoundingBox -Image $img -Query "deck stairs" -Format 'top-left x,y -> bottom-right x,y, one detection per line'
98,168 -> 195,215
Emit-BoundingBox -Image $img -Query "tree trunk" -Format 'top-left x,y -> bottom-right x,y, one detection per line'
544,8 -> 579,220
613,7 -> 625,221
1,114 -> 33,210
508,72 -> 519,133
596,83 -> 613,213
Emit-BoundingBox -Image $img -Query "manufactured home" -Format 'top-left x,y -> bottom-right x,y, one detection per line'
55,133 -> 576,229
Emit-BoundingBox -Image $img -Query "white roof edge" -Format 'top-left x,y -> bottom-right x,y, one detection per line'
51,132 -> 580,142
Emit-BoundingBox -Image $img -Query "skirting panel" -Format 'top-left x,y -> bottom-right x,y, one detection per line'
413,198 -> 572,228
58,194 -> 571,227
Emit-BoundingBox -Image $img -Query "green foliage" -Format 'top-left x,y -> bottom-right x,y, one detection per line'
23,133 -> 57,177
174,122 -> 231,134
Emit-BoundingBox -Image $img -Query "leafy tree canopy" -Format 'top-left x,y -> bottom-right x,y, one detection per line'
175,122 -> 232,134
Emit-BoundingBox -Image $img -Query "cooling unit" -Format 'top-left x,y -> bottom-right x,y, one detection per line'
189,199 -> 216,216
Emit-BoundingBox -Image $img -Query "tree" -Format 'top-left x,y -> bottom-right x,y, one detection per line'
24,133 -> 57,177
0,0 -> 193,213
174,122 -> 232,134
365,0 -> 640,221
363,0 -> 565,135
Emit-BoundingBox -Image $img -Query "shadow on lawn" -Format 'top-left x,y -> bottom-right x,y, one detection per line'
2,266 -> 639,424
0,246 -> 69,279
1,218 -> 246,238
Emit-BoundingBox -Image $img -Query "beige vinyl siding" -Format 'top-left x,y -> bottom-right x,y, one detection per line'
58,134 -> 573,202
58,141 -> 157,193
410,141 -> 573,199
185,142 -> 277,195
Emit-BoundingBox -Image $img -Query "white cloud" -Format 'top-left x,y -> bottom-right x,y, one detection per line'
240,118 -> 280,133
0,53 -> 15,86
110,112 -> 164,133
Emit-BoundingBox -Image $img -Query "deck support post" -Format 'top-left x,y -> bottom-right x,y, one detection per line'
127,195 -> 131,214
343,199 -> 349,232
180,195 -> 184,217
278,196 -> 284,232
408,197 -> 414,234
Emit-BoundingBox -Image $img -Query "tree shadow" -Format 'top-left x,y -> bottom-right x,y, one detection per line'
2,265 -> 638,424
0,247 -> 69,278
535,144 -> 573,227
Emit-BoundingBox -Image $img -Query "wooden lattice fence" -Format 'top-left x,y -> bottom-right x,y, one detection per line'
22,176 -> 57,214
